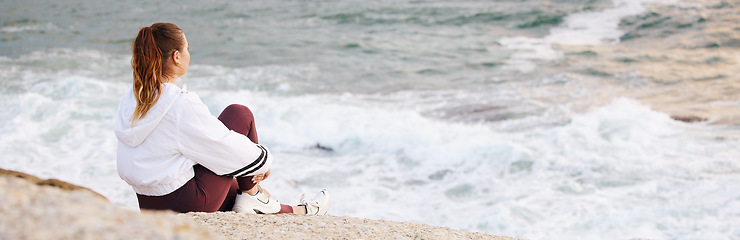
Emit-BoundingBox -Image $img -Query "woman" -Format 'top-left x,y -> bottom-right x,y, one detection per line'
114,22 -> 330,215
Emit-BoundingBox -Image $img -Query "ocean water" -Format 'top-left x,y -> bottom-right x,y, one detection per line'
2,0 -> 739,239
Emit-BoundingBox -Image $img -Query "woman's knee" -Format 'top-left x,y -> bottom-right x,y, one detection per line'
221,104 -> 254,119
218,104 -> 256,128
217,104 -> 259,142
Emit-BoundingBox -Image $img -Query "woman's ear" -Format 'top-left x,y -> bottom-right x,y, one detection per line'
173,50 -> 181,66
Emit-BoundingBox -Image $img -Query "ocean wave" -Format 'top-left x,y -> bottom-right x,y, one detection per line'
316,1 -> 600,31
0,21 -> 60,33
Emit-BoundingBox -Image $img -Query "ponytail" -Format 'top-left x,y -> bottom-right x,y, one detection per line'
130,23 -> 184,122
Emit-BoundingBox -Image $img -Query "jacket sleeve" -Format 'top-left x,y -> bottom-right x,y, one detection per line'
176,92 -> 272,177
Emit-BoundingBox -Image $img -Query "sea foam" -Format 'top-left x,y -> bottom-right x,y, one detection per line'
546,0 -> 678,45
192,83 -> 739,239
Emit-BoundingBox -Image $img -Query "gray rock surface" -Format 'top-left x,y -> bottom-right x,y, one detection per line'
0,175 -> 222,240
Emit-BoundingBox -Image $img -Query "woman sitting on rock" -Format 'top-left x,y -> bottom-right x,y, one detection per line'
114,22 -> 330,215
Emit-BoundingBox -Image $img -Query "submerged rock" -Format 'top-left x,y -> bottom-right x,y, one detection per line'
670,115 -> 708,123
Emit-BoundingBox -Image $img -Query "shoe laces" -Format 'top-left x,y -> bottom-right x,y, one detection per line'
299,193 -> 320,208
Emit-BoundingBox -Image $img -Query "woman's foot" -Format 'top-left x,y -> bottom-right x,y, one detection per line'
233,186 -> 281,214
299,189 -> 331,215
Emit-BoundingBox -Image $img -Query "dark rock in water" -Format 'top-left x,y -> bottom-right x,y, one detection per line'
670,115 -> 708,123
313,143 -> 334,152
0,168 -> 108,200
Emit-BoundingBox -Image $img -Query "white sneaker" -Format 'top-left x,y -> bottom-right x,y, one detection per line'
233,186 -> 281,214
299,189 -> 331,215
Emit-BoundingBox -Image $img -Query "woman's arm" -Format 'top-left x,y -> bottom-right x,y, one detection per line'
176,92 -> 272,177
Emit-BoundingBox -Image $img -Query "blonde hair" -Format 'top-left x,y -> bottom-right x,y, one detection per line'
130,22 -> 184,121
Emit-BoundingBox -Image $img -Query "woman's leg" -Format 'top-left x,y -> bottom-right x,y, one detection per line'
217,104 -> 294,213
137,165 -> 234,213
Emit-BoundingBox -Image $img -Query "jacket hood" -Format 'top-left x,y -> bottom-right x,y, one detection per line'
114,83 -> 183,147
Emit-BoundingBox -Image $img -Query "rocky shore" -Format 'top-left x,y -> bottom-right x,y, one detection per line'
182,212 -> 517,240
0,169 -> 517,240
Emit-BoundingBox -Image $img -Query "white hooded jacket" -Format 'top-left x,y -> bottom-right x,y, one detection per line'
114,83 -> 272,196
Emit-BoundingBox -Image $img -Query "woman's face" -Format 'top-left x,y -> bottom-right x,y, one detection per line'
179,34 -> 190,77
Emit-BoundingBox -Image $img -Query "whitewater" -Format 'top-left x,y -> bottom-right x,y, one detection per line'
1,0 -> 739,239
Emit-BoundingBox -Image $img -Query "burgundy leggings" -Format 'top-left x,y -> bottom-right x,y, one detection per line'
136,104 -> 293,213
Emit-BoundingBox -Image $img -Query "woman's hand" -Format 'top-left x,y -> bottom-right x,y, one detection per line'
252,169 -> 271,183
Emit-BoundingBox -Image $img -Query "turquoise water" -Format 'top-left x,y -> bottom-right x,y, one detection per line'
2,0 -> 739,239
